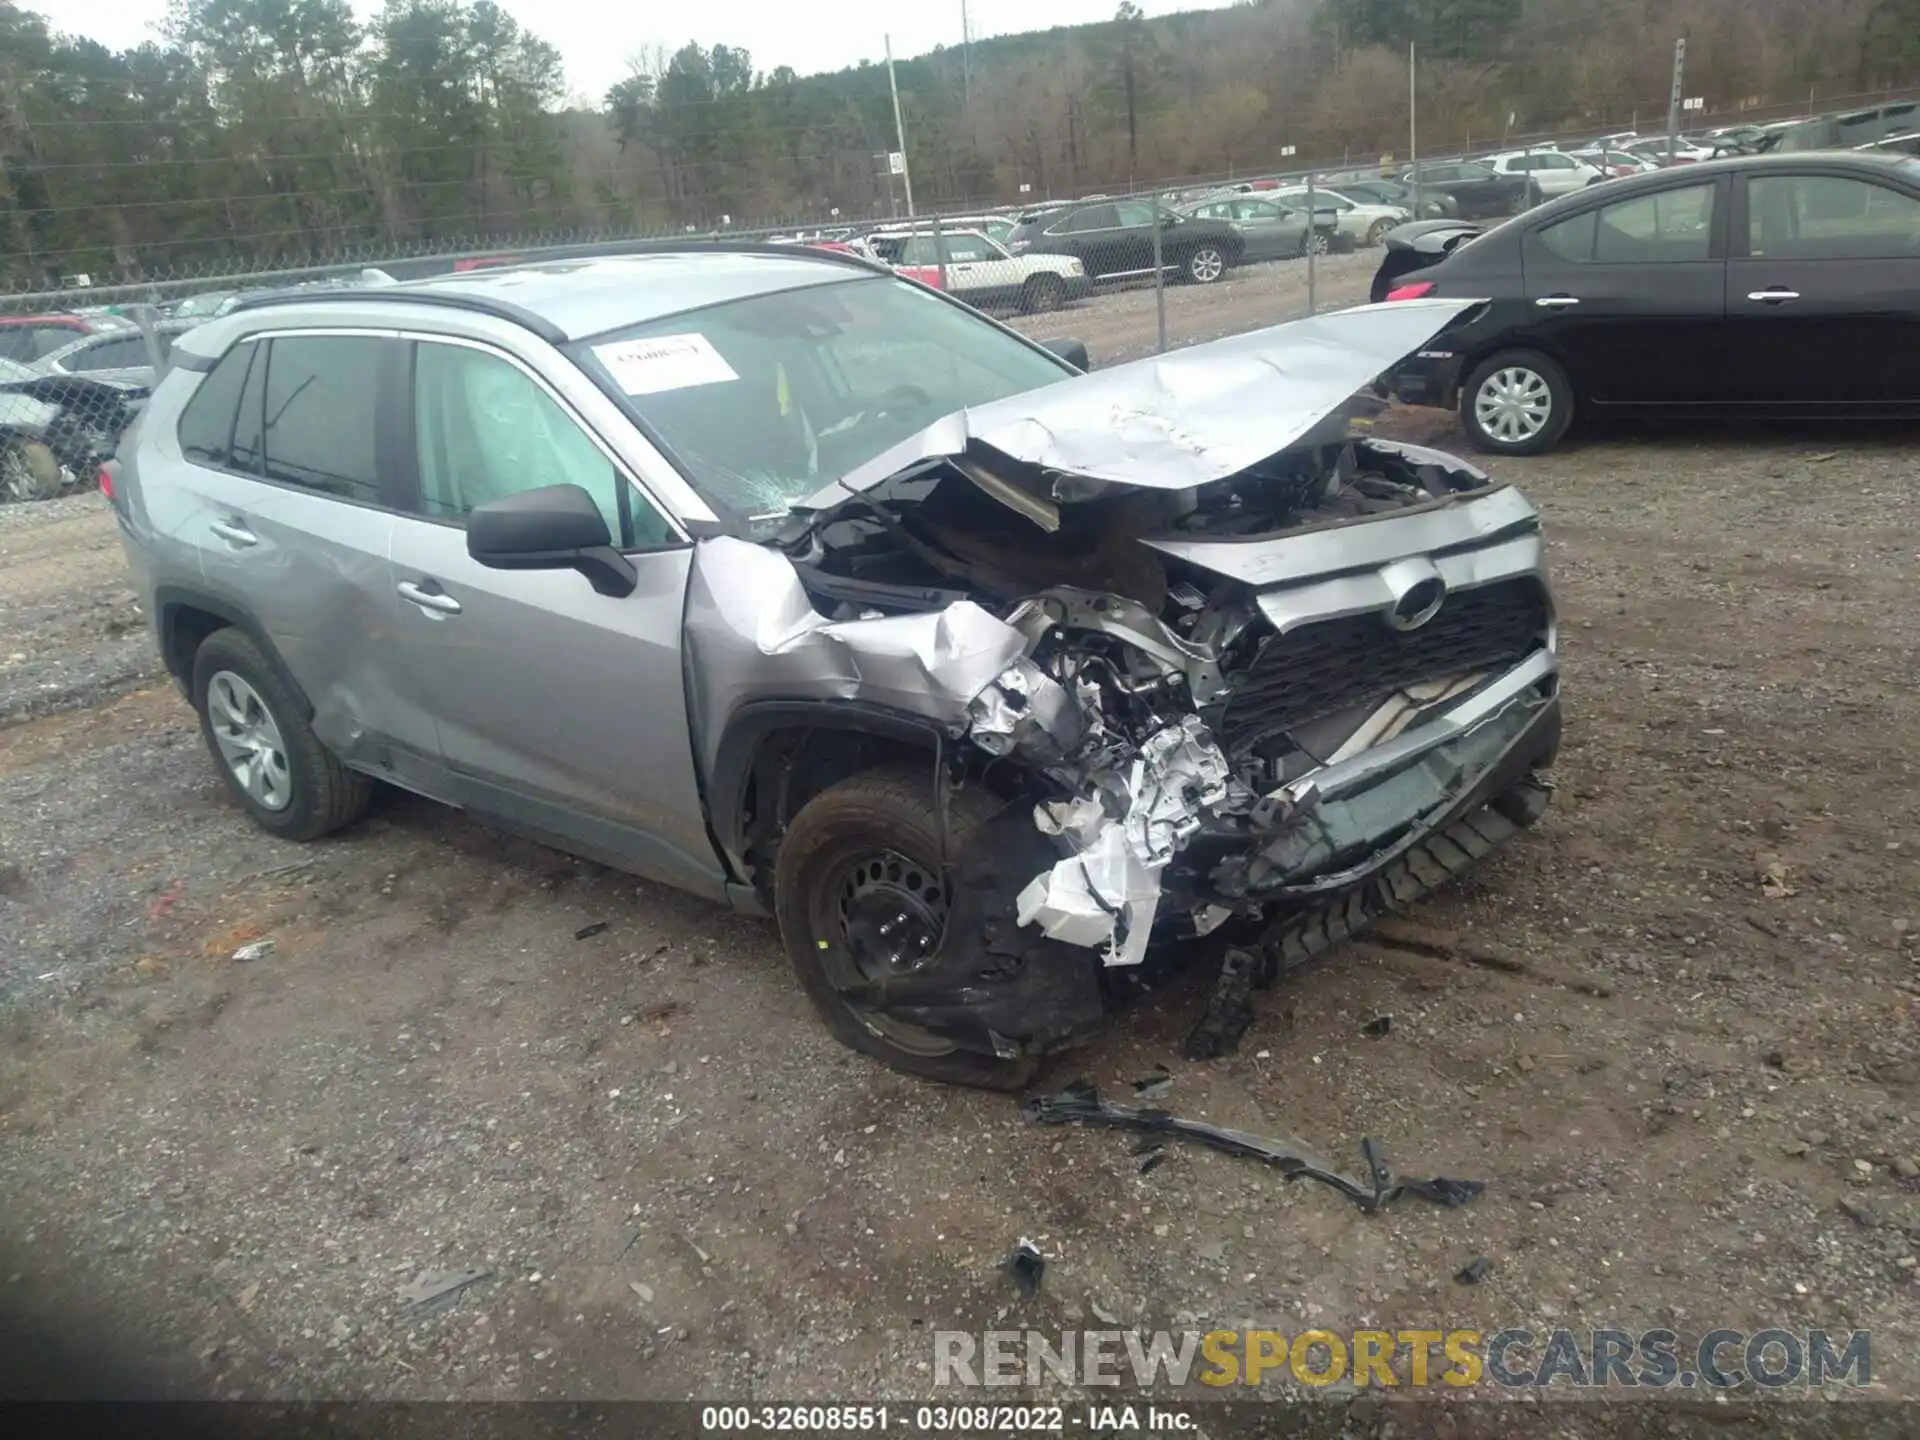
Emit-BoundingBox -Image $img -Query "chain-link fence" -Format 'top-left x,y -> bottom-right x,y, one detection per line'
1,77 -> 1913,505
0,301 -> 173,504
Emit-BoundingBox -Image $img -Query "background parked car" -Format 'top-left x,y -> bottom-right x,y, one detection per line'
0,354 -> 145,501
1323,173 -> 1458,218
1619,136 -> 1714,166
1398,161 -> 1531,218
35,320 -> 192,390
1271,186 -> 1409,246
1374,151 -> 1920,455
0,311 -> 133,364
1006,198 -> 1243,284
1481,148 -> 1604,203
1567,148 -> 1660,181
864,228 -> 1091,312
1177,192 -> 1340,260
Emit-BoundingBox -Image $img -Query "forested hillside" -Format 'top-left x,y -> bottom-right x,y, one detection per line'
0,0 -> 1911,283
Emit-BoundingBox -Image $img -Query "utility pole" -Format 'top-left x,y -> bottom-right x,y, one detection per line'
885,34 -> 915,217
961,0 -> 972,110
1408,42 -> 1420,216
1665,35 -> 1687,165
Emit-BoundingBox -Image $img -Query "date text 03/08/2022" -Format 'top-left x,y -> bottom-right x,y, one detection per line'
699,1406 -> 1191,1433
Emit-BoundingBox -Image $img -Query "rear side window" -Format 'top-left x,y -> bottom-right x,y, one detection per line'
177,341 -> 257,467
69,335 -> 149,371
1537,183 -> 1715,262
262,336 -> 382,502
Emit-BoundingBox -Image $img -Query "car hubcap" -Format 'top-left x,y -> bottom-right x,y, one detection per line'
1475,367 -> 1553,444
837,850 -> 948,982
206,670 -> 292,811
1191,249 -> 1223,281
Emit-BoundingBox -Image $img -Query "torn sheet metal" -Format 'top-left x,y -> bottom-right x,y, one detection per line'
1024,1081 -> 1483,1213
1122,716 -> 1231,866
1017,820 -> 1164,967
684,535 -> 1029,774
802,298 -> 1478,507
964,656 -> 1087,762
1009,716 -> 1235,968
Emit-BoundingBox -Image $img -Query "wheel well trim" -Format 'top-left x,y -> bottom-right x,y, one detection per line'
152,585 -> 314,718
708,700 -> 949,863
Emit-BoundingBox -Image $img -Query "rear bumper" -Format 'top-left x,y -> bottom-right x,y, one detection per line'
1385,349 -> 1465,409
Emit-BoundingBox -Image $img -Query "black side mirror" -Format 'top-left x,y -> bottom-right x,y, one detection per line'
467,483 -> 638,598
1039,337 -> 1090,372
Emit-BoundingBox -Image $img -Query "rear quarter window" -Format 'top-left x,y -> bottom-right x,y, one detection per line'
176,341 -> 258,466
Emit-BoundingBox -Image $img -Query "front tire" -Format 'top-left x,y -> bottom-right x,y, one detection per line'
774,766 -> 1042,1090
1183,244 -> 1227,284
1,439 -> 64,503
1365,217 -> 1393,246
191,628 -> 372,841
1021,273 -> 1067,314
1460,350 -> 1574,456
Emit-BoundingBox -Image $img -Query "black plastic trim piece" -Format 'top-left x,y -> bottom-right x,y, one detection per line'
707,700 -> 948,862
151,585 -> 315,719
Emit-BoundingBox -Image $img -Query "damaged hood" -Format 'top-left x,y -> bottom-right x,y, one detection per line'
799,297 -> 1478,508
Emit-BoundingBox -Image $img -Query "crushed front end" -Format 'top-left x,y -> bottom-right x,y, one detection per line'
688,300 -> 1559,1068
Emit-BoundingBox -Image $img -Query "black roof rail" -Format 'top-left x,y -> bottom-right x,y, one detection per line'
226,286 -> 568,343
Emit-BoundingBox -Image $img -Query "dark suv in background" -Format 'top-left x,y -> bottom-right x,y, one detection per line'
1006,198 -> 1244,284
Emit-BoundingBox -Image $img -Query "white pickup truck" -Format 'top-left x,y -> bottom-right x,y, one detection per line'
863,229 -> 1092,313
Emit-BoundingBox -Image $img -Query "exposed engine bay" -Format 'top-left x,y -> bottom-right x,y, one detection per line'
682,300 -> 1561,1064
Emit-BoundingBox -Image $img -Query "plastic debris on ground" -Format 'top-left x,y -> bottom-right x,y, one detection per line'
231,939 -> 275,963
1363,1013 -> 1394,1037
1024,1080 -> 1483,1214
1003,1240 -> 1045,1297
1455,1256 -> 1494,1285
395,1267 -> 492,1312
574,921 -> 611,940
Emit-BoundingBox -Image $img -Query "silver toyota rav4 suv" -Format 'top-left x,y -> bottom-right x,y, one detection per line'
112,247 -> 1561,1088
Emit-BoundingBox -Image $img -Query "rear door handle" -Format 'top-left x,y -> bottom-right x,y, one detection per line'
397,579 -> 462,616
1747,288 -> 1800,304
208,518 -> 257,548
1534,294 -> 1580,307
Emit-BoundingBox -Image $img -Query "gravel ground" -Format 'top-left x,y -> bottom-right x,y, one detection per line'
3,277 -> 1919,1429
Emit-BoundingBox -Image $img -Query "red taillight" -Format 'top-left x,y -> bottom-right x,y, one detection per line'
1386,281 -> 1436,301
97,466 -> 115,501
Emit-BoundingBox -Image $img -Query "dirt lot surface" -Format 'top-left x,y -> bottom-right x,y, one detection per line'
3,274 -> 1919,1430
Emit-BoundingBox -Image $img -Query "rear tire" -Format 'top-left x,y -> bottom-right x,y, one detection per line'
775,766 -> 1042,1090
191,628 -> 372,841
1459,349 -> 1574,456
1021,273 -> 1067,314
1302,229 -> 1332,257
1365,217 -> 1393,246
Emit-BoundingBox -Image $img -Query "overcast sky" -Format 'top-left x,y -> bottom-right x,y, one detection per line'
34,0 -> 1237,106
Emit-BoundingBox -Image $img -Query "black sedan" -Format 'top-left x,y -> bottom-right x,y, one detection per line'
1006,198 -> 1244,285
1376,151 -> 1920,454
1397,161 -> 1532,219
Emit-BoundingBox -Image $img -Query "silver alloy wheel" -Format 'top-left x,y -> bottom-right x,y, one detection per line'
1188,247 -> 1224,282
1474,366 -> 1553,445
1306,230 -> 1330,255
206,669 -> 292,811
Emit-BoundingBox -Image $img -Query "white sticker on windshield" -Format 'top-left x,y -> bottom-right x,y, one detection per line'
592,333 -> 739,395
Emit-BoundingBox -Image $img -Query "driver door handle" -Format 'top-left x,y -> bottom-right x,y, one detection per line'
208,517 -> 257,548
1747,288 -> 1800,304
397,579 -> 462,616
1534,294 -> 1580,307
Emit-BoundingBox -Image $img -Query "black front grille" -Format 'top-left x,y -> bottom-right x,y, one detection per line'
1217,577 -> 1548,756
